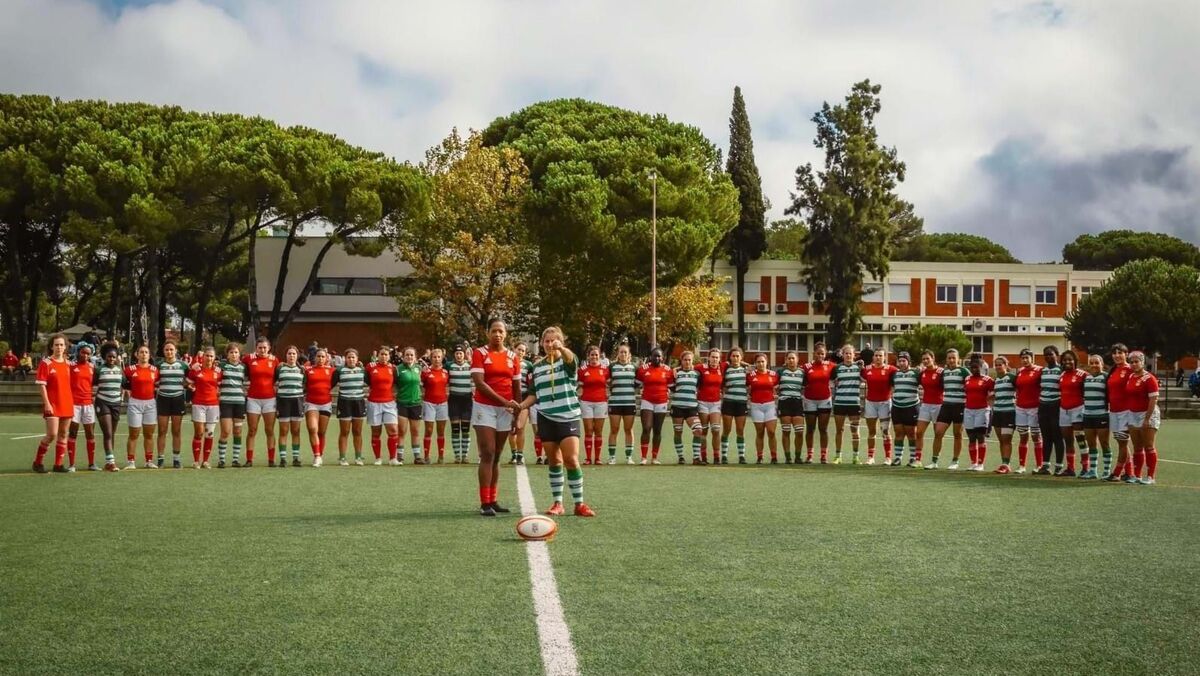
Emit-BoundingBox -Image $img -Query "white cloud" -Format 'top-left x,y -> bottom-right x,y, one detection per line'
2,0 -> 1197,260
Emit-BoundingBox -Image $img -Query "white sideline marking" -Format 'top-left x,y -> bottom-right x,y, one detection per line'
12,435 -> 42,440
515,464 -> 580,676
1160,459 -> 1200,467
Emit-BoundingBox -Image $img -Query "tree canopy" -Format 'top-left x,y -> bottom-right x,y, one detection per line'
722,86 -> 766,346
893,233 -> 1020,263
1061,230 -> 1200,270
892,324 -> 972,363
764,218 -> 807,260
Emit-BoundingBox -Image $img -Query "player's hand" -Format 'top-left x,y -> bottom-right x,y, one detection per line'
43,406 -> 54,418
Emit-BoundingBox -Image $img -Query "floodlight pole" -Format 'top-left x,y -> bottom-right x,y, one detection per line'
650,169 -> 658,350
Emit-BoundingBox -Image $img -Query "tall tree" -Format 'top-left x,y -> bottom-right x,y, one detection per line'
894,232 -> 1020,263
764,218 -> 808,260
1062,230 -> 1200,270
722,86 -> 765,347
786,80 -> 913,348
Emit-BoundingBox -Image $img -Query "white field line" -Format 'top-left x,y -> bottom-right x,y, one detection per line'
515,463 -> 580,676
1160,459 -> 1200,467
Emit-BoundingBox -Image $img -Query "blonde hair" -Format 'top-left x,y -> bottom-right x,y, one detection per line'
541,326 -> 565,342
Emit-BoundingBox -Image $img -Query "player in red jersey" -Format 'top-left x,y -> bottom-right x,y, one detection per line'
66,344 -> 97,471
304,348 -> 335,467
124,345 -> 160,469
1013,349 -> 1044,473
421,348 -> 450,463
577,346 -> 610,465
802,342 -> 834,463
963,354 -> 994,471
696,348 -> 724,464
366,346 -> 400,464
1124,351 -> 1160,485
636,347 -> 674,464
747,354 -> 780,463
33,333 -> 73,473
242,336 -> 279,467
472,319 -> 523,516
186,346 -> 223,469
914,351 -> 943,467
1056,351 -> 1087,476
1104,343 -> 1134,481
862,349 -> 897,464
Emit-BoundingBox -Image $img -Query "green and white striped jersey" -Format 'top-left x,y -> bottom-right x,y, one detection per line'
992,372 -> 1016,412
891,369 -> 920,408
1083,371 -> 1108,417
609,362 -> 638,407
721,365 -> 749,403
335,365 -> 366,400
1040,364 -> 1063,403
517,358 -> 534,397
671,368 -> 700,408
275,364 -> 305,398
94,365 -> 124,404
832,363 -> 862,407
218,360 -> 246,404
156,359 -> 188,398
448,360 -> 474,396
777,368 -> 805,400
941,366 -> 970,405
530,357 -> 581,422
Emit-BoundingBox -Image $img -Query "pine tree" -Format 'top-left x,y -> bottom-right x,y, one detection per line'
723,86 -> 767,348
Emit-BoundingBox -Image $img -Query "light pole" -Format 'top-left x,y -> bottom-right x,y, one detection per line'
649,169 -> 658,349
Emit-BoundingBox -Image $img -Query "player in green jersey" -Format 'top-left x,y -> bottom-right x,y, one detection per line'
156,340 -> 188,468
990,356 -> 1016,473
606,344 -> 638,464
510,342 -> 533,464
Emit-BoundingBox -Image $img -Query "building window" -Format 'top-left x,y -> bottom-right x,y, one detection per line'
781,334 -> 806,353
856,335 -> 884,351
936,284 -> 958,303
312,277 -> 386,296
972,336 -> 994,353
705,333 -> 733,352
889,283 -> 912,304
862,285 -> 884,302
745,333 -> 771,352
776,322 -> 806,331
786,283 -> 809,301
743,281 -> 761,302
1035,286 -> 1057,304
1008,284 -> 1031,304
963,284 -> 984,304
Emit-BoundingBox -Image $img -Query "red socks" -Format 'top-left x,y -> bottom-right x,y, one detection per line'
35,439 -> 49,464
192,439 -> 202,463
371,437 -> 382,459
977,443 -> 986,464
968,443 -> 978,465
437,436 -> 445,460
67,438 -> 77,466
1132,448 -> 1146,479
1034,441 -> 1044,468
640,443 -> 649,460
423,434 -> 432,458
54,442 -> 67,466
1145,447 -> 1157,479
533,438 -> 543,459
202,438 -> 213,463
1065,451 -> 1076,472
86,439 -> 95,465
1018,441 -> 1028,466
387,436 -> 399,461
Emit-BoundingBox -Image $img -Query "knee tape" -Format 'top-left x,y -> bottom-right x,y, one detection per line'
673,423 -> 684,433
1015,425 -> 1029,436
690,421 -> 704,434
780,424 -> 792,434
711,424 -> 723,435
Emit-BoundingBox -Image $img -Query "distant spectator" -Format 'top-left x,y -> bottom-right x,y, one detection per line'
859,343 -> 875,367
18,352 -> 33,379
2,350 -> 17,380
1175,364 -> 1185,387
1190,370 -> 1200,399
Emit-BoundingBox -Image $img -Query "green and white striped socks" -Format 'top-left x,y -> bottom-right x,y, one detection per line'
567,467 -> 583,505
549,465 -> 564,502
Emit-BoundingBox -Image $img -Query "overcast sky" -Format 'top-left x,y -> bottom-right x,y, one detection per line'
2,0 -> 1197,261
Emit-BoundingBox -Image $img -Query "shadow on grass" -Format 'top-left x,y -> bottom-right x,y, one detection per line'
268,509 -> 513,527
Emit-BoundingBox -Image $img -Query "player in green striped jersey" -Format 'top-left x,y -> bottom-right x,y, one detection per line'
1081,354 -> 1111,479
217,343 -> 247,467
334,348 -> 367,465
720,347 -> 749,463
93,345 -> 125,470
933,349 -> 969,470
275,346 -> 305,467
1036,346 -> 1065,474
831,345 -> 863,464
889,352 -> 920,467
776,352 -> 806,464
670,351 -> 703,464
447,345 -> 474,463
517,327 -> 594,517
990,356 -> 1016,473
607,344 -> 638,464
156,340 -> 189,468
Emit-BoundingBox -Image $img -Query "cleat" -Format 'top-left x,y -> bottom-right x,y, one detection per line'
1056,468 -> 1076,478
436,457 -> 444,464
389,459 -> 400,466
414,457 -> 426,465
739,457 -> 748,465
832,456 -> 842,465
87,464 -> 100,472
573,503 -> 596,517
52,465 -> 69,474
866,458 -> 876,466
994,464 -> 1011,475
125,461 -> 137,470
583,459 -> 592,466
640,459 -> 648,465
770,458 -> 778,465
218,460 -> 226,469
242,460 -> 253,468
1034,467 -> 1051,476
1123,475 -> 1139,484
67,465 -> 76,473
1104,473 -> 1123,483
721,456 -> 729,465
339,458 -> 350,466
479,505 -> 496,517
231,460 -> 242,468
626,457 -> 636,465
201,461 -> 211,469
292,458 -> 302,467
103,462 -> 119,472
652,459 -> 661,465
906,461 -> 920,468
852,457 -> 860,465
516,457 -> 525,466
33,463 -> 48,474
374,458 -> 384,466
144,462 -> 157,469
692,459 -> 702,465
172,458 -> 182,469
678,457 -> 686,465
313,456 -> 323,468
1015,465 -> 1026,474
1139,477 -> 1156,485
545,502 -> 565,516
276,458 -> 286,468
536,457 -> 545,465
193,463 -> 201,470
891,458 -> 903,467
755,458 -> 762,465
1079,470 -> 1096,480
157,456 -> 164,468
608,457 -> 616,465
924,462 -> 939,470
971,464 -> 986,472
947,462 -> 959,471
490,502 -> 511,514
353,458 -> 364,466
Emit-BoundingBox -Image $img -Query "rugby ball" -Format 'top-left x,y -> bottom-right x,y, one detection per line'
516,515 -> 558,542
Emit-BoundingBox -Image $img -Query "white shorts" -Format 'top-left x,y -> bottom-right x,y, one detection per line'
529,404 -> 539,422
367,401 -> 399,426
304,401 -> 333,414
246,397 -> 276,415
423,401 -> 449,422
864,401 -> 891,420
1109,412 -> 1128,439
191,404 -> 220,424
472,402 -> 514,430
749,402 -> 777,423
1059,405 -> 1084,427
964,407 -> 990,430
698,401 -> 722,416
1016,407 -> 1039,429
1125,408 -> 1161,430
803,397 -> 832,413
640,401 -> 669,414
72,404 -> 96,425
918,403 -> 941,423
580,401 -> 608,419
127,398 -> 157,428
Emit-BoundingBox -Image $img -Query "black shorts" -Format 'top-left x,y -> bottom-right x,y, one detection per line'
219,402 -> 246,420
721,400 -> 748,417
833,404 -> 861,417
671,406 -> 699,420
991,410 -> 1015,430
892,405 -> 918,426
400,404 -> 422,421
778,398 -> 804,417
276,397 -> 303,420
337,398 -> 366,420
448,393 -> 473,420
537,413 -> 581,444
95,400 -> 121,421
1083,415 -> 1109,430
608,404 -> 636,417
157,395 -> 186,417
936,403 -> 965,425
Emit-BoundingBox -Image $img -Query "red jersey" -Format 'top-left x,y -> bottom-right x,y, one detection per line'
421,367 -> 449,404
1107,364 -> 1132,413
471,347 -> 520,405
37,357 -> 73,417
188,365 -> 222,406
124,363 -> 159,400
577,364 -> 610,402
1059,368 -> 1086,409
70,361 -> 94,406
919,367 -> 944,405
304,364 -> 335,405
2,353 -> 18,368
636,364 -> 674,405
365,362 -> 396,403
1124,372 -> 1159,413
1014,365 -> 1043,409
802,361 -> 834,400
964,374 -> 994,409
748,369 -> 779,404
863,364 -> 897,403
243,354 -> 280,399
695,364 -> 724,403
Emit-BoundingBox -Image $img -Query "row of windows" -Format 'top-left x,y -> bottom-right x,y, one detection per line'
312,277 -> 387,295
741,281 -> 1061,306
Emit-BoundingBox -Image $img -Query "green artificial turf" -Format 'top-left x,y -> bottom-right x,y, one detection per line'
1,415 -> 1197,674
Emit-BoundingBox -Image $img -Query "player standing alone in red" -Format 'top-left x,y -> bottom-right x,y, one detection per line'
472,319 -> 522,516
33,334 -> 73,473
